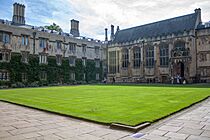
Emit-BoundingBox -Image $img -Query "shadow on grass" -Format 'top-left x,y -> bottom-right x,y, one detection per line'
96,83 -> 210,88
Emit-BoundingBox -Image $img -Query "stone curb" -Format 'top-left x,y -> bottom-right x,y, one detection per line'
110,122 -> 151,132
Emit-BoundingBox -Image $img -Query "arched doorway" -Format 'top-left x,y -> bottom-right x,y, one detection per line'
170,40 -> 191,82
172,61 -> 184,78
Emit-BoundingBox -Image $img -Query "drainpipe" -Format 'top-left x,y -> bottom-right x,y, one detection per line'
32,31 -> 36,55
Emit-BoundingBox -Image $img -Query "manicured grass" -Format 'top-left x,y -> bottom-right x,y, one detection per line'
0,85 -> 210,126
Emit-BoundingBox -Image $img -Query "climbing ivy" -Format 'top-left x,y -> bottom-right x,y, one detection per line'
0,53 -> 102,87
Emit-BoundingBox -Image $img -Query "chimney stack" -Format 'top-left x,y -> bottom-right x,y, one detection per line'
12,3 -> 25,25
194,8 -> 202,24
70,19 -> 80,37
105,28 -> 108,41
116,26 -> 120,32
110,25 -> 114,40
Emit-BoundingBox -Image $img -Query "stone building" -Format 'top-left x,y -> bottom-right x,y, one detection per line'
107,9 -> 210,83
0,3 -> 103,87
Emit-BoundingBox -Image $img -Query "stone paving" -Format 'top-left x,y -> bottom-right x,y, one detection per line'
0,97 -> 210,140
138,97 -> 210,140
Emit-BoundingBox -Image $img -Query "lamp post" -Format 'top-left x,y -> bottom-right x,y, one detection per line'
32,31 -> 36,55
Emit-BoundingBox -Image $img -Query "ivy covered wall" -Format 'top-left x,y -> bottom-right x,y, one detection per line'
0,53 -> 102,87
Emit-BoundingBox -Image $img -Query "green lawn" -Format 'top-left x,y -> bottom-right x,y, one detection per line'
0,85 -> 210,126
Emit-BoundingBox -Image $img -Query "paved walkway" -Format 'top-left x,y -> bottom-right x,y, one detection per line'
138,97 -> 210,140
0,98 -> 210,140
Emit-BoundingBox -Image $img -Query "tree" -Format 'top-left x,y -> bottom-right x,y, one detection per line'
45,23 -> 63,32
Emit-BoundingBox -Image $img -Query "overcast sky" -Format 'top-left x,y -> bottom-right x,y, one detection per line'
0,0 -> 210,40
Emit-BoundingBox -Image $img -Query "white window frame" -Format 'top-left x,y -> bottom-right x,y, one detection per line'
96,73 -> 100,80
69,56 -> 76,66
21,35 -> 29,46
0,32 -> 10,44
0,50 -> 11,62
22,73 -> 27,82
83,73 -> 86,80
70,72 -> 75,81
40,71 -> 47,80
56,55 -> 62,66
0,70 -> 9,81
82,58 -> 86,67
69,43 -> 76,54
39,38 -> 47,48
39,54 -> 48,64
21,51 -> 29,64
82,44 -> 87,54
56,41 -> 62,50
95,59 -> 100,68
95,46 -> 100,55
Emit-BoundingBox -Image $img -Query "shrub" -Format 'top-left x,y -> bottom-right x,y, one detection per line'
29,81 -> 39,87
11,82 -> 25,88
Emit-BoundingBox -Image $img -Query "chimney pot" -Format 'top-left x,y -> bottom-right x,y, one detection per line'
105,28 -> 108,41
110,25 -> 114,40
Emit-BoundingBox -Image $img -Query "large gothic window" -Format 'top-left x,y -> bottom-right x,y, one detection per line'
174,41 -> 185,51
109,51 -> 116,74
159,44 -> 169,66
146,46 -> 154,68
122,48 -> 129,68
172,41 -> 189,57
133,47 -> 141,68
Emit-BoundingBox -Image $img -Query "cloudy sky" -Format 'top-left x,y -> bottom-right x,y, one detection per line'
0,0 -> 210,40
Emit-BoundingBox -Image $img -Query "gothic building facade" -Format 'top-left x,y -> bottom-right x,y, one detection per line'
107,9 -> 210,83
0,3 -> 103,87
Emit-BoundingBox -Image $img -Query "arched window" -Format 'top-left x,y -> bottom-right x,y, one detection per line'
159,44 -> 169,66
109,51 -> 116,74
133,47 -> 141,68
172,41 -> 189,57
122,48 -> 129,68
146,46 -> 154,68
174,41 -> 185,51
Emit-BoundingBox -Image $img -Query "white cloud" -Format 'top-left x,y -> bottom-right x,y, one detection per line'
5,0 -> 210,40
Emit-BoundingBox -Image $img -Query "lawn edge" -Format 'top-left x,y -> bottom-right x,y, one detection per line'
148,95 -> 210,125
0,99 -> 110,126
109,96 -> 210,132
0,96 -> 209,132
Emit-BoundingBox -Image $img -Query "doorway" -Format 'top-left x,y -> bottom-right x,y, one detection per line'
172,62 -> 185,78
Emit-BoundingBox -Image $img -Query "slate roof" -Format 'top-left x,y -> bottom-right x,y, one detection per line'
112,12 -> 198,44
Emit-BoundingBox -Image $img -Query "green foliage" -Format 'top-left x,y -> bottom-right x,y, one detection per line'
0,53 -> 102,87
44,23 -> 63,32
0,85 -> 209,126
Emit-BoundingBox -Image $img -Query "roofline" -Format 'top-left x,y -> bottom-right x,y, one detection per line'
118,12 -> 196,33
